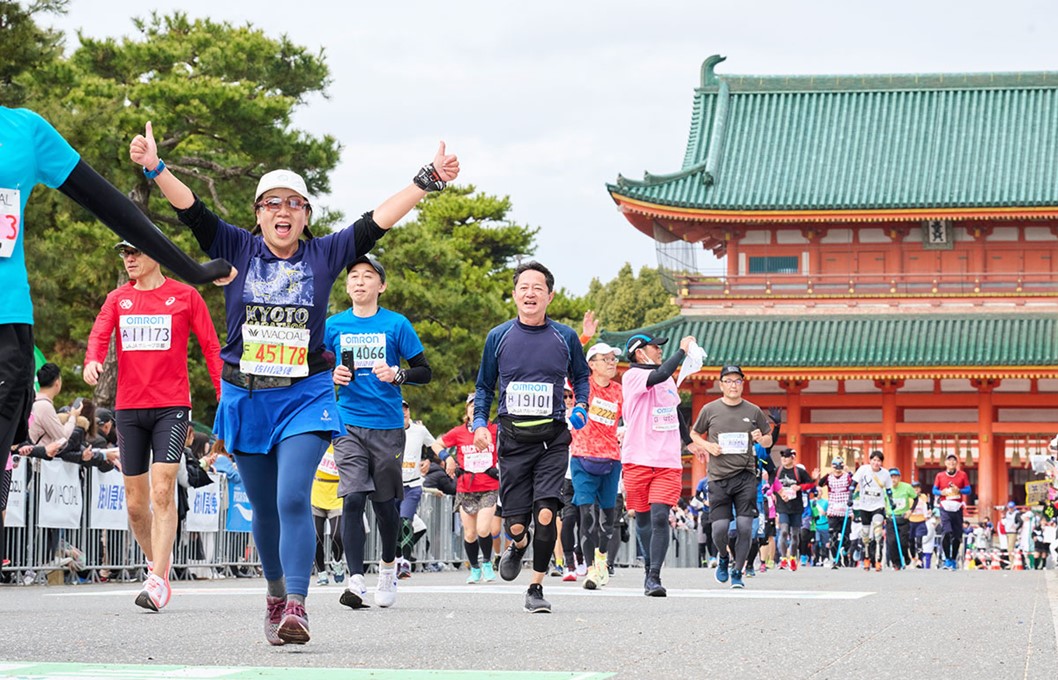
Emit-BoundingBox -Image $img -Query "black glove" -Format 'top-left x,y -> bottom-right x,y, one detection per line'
847,497 -> 855,507
768,407 -> 783,423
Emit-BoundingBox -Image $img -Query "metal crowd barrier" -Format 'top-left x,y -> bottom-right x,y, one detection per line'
3,463 -> 708,585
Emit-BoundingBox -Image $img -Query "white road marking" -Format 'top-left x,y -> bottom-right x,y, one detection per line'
44,583 -> 873,601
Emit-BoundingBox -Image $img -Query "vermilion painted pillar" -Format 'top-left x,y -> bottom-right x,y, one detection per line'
779,378 -> 807,461
875,379 -> 903,466
972,378 -> 999,521
689,381 -> 710,488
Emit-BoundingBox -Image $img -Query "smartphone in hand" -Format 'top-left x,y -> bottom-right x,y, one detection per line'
341,350 -> 356,381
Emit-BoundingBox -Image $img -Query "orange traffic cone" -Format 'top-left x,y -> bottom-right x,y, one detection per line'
1013,550 -> 1024,571
965,550 -> 976,570
990,550 -> 1002,570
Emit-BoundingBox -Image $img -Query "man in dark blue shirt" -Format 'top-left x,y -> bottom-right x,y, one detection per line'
472,261 -> 589,613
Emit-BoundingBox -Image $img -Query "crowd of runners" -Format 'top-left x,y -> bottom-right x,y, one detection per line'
3,108 -> 1058,649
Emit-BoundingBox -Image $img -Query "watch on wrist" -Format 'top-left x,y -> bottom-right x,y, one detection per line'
143,159 -> 166,180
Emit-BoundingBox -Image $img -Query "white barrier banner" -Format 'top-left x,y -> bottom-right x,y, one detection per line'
89,466 -> 128,530
186,473 -> 220,533
6,459 -> 27,528
37,460 -> 83,529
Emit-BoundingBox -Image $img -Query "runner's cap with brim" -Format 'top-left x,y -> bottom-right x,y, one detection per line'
254,169 -> 314,238
346,254 -> 386,281
625,333 -> 668,357
114,240 -> 137,251
586,342 -> 621,362
720,365 -> 744,379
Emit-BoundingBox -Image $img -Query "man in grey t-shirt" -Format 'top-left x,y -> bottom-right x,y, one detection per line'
689,365 -> 771,589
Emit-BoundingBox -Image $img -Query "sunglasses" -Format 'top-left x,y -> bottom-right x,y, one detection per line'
255,197 -> 311,212
118,248 -> 142,258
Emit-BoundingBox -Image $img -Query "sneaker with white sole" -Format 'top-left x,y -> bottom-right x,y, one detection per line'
135,574 -> 171,611
339,573 -> 369,609
277,600 -> 309,644
596,551 -> 610,587
481,561 -> 496,582
316,571 -> 329,586
562,568 -> 577,582
466,566 -> 483,584
524,583 -> 551,613
331,559 -> 346,584
264,595 -> 285,646
575,560 -> 588,578
375,566 -> 397,608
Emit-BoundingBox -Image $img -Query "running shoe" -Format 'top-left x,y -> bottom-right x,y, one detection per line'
790,557 -> 798,572
339,574 -> 369,609
583,565 -> 598,590
316,571 -> 329,586
277,600 -> 309,645
875,560 -> 882,573
135,574 -> 171,612
863,559 -> 872,571
524,583 -> 551,613
549,562 -> 563,577
375,566 -> 398,608
596,553 -> 610,587
499,534 -> 530,581
730,569 -> 745,589
715,556 -> 730,584
778,557 -> 788,570
644,571 -> 666,597
397,559 -> 412,580
562,568 -> 577,582
745,566 -> 756,577
575,560 -> 588,578
481,561 -> 496,582
466,566 -> 483,584
331,559 -> 346,584
264,595 -> 285,646
759,562 -> 768,573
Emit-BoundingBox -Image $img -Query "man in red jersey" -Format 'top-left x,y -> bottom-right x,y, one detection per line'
84,241 -> 223,611
932,453 -> 971,571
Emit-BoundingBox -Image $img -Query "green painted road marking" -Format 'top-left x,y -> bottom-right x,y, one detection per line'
0,662 -> 612,680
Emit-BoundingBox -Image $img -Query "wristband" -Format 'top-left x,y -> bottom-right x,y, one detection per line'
143,159 -> 166,180
412,163 -> 446,192
392,367 -> 407,385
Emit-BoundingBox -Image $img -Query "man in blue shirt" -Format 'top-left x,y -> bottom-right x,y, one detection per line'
325,255 -> 432,610
472,261 -> 590,613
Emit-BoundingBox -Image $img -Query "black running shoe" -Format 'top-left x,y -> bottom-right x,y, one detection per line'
524,583 -> 551,613
499,534 -> 530,582
644,571 -> 667,597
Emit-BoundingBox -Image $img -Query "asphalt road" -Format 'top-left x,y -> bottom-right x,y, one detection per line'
1,565 -> 1056,679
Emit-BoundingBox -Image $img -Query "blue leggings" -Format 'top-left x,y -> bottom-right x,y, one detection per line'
234,432 -> 329,597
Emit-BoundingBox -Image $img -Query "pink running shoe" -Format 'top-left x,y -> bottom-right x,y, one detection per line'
277,600 -> 310,645
135,574 -> 171,611
264,596 -> 286,646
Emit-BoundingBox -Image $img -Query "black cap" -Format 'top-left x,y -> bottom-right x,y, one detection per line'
720,365 -> 744,379
779,448 -> 796,457
346,255 -> 386,282
945,453 -> 958,460
96,408 -> 114,424
625,333 -> 668,357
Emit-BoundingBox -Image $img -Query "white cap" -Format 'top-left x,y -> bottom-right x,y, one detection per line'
255,169 -> 312,203
586,342 -> 621,362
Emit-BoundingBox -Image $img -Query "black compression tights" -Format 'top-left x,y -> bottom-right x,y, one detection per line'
313,515 -> 343,572
712,516 -> 755,572
341,492 -> 400,575
635,504 -> 671,574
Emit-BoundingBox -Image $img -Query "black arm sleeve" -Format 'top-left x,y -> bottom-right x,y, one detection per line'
678,409 -> 692,446
646,349 -> 686,387
354,211 -> 387,255
173,195 -> 221,253
767,422 -> 782,454
400,351 -> 432,385
57,161 -> 232,284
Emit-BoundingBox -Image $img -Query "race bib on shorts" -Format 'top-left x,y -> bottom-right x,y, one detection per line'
651,406 -> 678,432
588,397 -> 618,426
463,450 -> 492,474
0,188 -> 21,259
340,333 -> 387,370
240,324 -> 310,377
718,432 -> 749,454
940,498 -> 963,512
119,314 -> 172,351
506,381 -> 552,417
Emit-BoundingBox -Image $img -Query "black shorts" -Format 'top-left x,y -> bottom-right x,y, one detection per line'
0,324 -> 35,459
333,425 -> 405,503
496,421 -> 570,517
707,470 -> 758,522
116,407 -> 192,476
764,519 -> 776,539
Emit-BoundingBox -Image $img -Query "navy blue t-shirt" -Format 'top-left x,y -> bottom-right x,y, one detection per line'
473,317 -> 589,429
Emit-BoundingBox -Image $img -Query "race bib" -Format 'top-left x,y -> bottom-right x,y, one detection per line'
0,188 -> 21,259
651,406 -> 678,432
316,451 -> 339,476
506,381 -> 552,417
463,450 -> 492,474
780,486 -> 798,502
240,324 -> 310,377
893,496 -> 908,511
718,432 -> 749,454
940,498 -> 963,512
119,314 -> 172,351
588,397 -> 618,426
340,333 -> 387,370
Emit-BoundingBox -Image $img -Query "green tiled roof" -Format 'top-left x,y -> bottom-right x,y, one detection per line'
608,56 -> 1058,212
599,314 -> 1058,370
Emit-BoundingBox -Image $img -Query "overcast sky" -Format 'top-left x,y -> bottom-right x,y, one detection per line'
47,0 -> 1056,294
